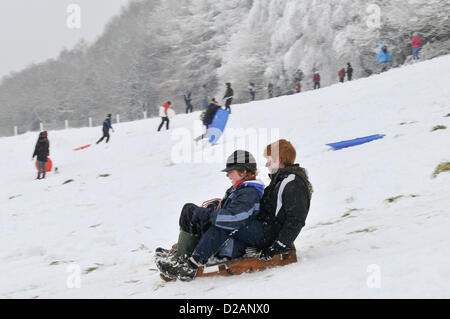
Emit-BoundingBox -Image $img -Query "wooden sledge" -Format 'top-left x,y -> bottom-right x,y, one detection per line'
159,247 -> 297,282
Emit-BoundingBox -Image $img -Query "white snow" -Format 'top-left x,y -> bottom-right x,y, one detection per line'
1,55 -> 450,298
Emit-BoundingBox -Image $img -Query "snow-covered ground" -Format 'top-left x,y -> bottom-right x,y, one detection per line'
1,56 -> 449,299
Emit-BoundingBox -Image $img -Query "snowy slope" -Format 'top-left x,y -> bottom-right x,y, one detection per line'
1,56 -> 450,298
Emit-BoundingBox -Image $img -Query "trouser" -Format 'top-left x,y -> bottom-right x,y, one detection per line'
191,220 -> 265,265
158,117 -> 169,131
179,203 -> 211,235
339,77 -> 344,83
250,92 -> 255,101
412,47 -> 421,59
185,102 -> 193,113
381,62 -> 390,72
348,74 -> 353,81
202,99 -> 208,109
96,131 -> 110,143
314,82 -> 320,89
225,98 -> 232,112
37,160 -> 47,177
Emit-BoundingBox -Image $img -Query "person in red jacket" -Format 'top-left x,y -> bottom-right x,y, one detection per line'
157,101 -> 171,131
313,72 -> 320,89
411,33 -> 424,60
338,68 -> 346,83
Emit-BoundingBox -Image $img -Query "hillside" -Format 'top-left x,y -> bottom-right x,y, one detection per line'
1,0 -> 449,136
1,55 -> 450,298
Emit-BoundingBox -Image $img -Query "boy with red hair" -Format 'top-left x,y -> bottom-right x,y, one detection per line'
257,139 -> 313,260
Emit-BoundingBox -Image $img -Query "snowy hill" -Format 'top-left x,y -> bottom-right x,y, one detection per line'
1,55 -> 450,298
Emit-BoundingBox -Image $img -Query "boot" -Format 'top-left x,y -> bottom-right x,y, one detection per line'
37,173 -> 41,180
156,231 -> 199,274
42,172 -> 46,179
157,258 -> 199,282
172,230 -> 199,261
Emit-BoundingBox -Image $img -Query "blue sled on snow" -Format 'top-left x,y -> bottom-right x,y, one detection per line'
207,109 -> 230,144
326,134 -> 386,151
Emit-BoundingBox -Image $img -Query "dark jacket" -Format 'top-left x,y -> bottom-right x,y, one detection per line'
347,65 -> 353,76
192,180 -> 265,232
257,164 -> 313,247
33,135 -> 50,162
103,118 -> 113,132
203,102 -> 220,126
223,87 -> 234,100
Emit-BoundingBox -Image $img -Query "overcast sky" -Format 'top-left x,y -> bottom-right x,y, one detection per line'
0,0 -> 131,78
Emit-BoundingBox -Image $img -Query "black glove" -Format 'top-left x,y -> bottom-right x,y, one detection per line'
259,241 -> 287,261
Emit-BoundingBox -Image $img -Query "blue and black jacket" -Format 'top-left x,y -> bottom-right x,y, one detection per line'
192,179 -> 265,232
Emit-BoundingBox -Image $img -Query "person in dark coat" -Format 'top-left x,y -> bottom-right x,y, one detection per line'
184,91 -> 193,113
346,63 -> 354,81
157,150 -> 265,281
257,139 -> 313,260
223,82 -> 234,113
32,131 -> 50,179
194,98 -> 221,142
268,83 -> 274,98
96,114 -> 114,144
248,82 -> 256,101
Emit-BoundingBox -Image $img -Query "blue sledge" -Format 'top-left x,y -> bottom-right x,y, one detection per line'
207,109 -> 230,144
326,134 -> 386,150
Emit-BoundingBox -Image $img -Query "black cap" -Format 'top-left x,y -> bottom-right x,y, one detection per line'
222,150 -> 257,173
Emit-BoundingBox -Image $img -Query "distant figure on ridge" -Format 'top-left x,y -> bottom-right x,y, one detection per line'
223,83 -> 234,113
376,44 -> 391,72
338,68 -> 346,83
184,90 -> 193,113
346,63 -> 353,81
96,114 -> 114,144
157,101 -> 171,131
32,131 -> 50,179
248,82 -> 256,101
313,72 -> 321,89
295,82 -> 302,93
411,32 -> 424,60
267,83 -> 274,98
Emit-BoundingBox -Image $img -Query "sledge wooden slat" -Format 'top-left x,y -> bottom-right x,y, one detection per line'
196,249 -> 297,278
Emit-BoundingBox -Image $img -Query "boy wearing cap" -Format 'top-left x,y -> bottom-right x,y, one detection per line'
157,150 -> 265,281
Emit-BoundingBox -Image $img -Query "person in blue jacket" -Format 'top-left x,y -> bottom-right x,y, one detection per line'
96,114 -> 114,144
376,44 -> 391,72
157,150 -> 265,281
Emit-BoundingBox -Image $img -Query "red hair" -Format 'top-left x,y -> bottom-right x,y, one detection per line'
263,139 -> 296,165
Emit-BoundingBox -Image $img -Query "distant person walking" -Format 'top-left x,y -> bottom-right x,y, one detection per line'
295,82 -> 302,93
184,90 -> 193,113
313,72 -> 321,89
32,131 -> 50,179
223,83 -> 234,113
411,33 -> 424,60
376,44 -> 391,72
248,82 -> 256,101
96,114 -> 114,144
157,101 -> 171,131
338,68 -> 346,83
346,63 -> 353,81
268,83 -> 274,98
195,98 -> 222,142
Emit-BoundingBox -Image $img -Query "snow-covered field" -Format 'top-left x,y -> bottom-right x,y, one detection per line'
1,55 -> 449,299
